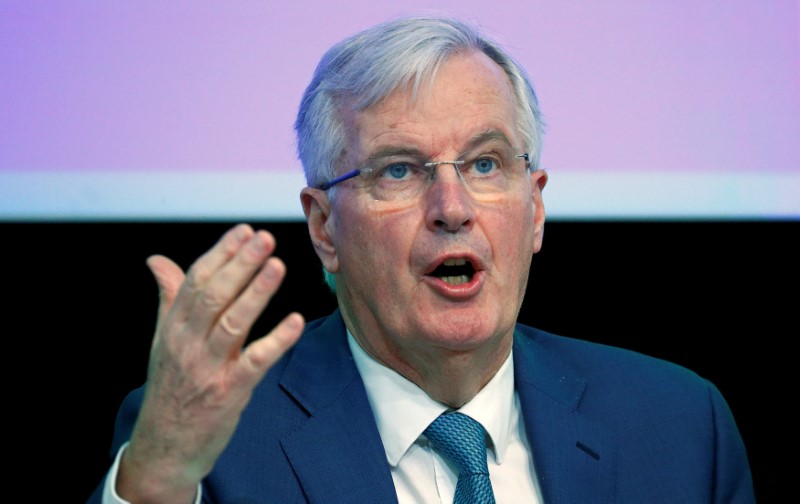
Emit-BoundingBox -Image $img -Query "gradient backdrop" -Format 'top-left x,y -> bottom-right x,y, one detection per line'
1,2 -> 796,502
2,0 -> 798,220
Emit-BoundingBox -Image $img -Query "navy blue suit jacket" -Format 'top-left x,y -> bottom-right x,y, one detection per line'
90,310 -> 755,503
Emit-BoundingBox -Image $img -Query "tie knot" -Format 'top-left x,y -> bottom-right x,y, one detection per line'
424,412 -> 489,475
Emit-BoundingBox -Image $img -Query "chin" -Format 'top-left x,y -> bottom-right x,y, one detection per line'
416,309 -> 510,350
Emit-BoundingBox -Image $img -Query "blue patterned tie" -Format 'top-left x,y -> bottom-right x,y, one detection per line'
424,412 -> 496,504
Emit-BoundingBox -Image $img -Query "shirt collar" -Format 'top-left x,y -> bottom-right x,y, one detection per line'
347,330 -> 516,467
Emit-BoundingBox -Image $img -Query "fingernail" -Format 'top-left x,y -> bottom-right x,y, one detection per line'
249,235 -> 265,252
234,224 -> 250,243
286,314 -> 302,330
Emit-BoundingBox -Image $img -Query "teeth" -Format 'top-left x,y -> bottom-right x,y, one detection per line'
442,275 -> 469,285
443,258 -> 467,266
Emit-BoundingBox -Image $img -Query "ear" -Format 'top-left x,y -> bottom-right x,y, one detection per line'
301,187 -> 340,274
530,169 -> 548,254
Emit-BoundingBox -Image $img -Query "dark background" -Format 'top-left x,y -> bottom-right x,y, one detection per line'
5,219 -> 794,502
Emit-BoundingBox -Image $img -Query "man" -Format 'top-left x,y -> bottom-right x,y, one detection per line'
89,15 -> 755,504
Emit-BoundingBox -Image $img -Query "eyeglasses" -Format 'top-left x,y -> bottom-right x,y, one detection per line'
316,144 -> 532,202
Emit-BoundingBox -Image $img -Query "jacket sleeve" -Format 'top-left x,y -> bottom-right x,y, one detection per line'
708,381 -> 756,503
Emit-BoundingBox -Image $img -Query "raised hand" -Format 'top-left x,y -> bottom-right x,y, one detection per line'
116,224 -> 304,503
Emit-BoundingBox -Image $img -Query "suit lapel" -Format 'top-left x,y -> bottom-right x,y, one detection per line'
278,311 -> 398,504
276,315 -> 618,503
514,331 -> 617,503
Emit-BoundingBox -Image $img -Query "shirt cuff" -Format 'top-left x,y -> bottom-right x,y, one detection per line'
101,441 -> 202,504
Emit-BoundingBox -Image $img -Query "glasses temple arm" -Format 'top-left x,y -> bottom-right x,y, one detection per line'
317,169 -> 362,190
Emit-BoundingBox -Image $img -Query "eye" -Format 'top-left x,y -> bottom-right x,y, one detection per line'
470,156 -> 499,175
375,157 -> 428,181
382,162 -> 411,180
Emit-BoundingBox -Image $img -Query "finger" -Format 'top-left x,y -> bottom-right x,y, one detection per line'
184,230 -> 277,340
231,312 -> 305,388
146,254 -> 185,322
167,224 -> 256,327
206,256 -> 287,360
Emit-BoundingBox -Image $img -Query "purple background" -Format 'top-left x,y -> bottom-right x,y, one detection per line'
2,1 -> 798,219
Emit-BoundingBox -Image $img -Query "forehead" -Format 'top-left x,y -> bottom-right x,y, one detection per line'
344,51 -> 521,159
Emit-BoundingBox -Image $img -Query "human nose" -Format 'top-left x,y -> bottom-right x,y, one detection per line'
424,163 -> 475,232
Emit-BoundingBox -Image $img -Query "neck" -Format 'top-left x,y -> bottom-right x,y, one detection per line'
353,327 -> 513,408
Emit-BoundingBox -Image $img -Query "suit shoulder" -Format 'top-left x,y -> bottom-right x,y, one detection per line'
513,323 -> 712,394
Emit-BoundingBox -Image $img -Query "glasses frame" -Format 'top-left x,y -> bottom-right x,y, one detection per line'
316,153 -> 531,192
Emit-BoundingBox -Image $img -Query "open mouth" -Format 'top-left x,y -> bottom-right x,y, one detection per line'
429,258 -> 476,285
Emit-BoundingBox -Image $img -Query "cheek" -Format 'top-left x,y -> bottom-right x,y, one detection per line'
483,201 -> 536,277
336,203 -> 422,280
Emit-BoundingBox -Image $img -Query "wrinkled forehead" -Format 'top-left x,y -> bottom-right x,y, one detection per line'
339,52 -> 522,162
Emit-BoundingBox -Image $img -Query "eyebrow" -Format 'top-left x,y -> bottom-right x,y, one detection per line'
363,129 -> 515,162
462,129 -> 514,152
365,146 -> 426,161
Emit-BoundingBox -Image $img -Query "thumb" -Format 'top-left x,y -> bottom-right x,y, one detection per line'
145,254 -> 185,322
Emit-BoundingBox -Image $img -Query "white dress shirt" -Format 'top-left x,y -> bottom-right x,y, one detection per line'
348,331 -> 544,504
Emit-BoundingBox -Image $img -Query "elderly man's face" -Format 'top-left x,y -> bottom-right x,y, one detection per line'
303,50 -> 546,379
